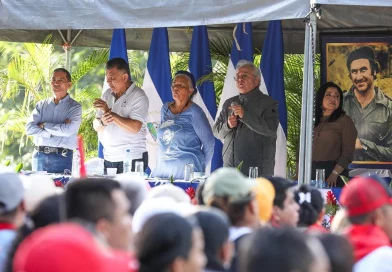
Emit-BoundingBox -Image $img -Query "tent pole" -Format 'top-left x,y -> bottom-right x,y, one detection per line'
304,12 -> 317,185
298,9 -> 317,185
298,21 -> 310,186
65,29 -> 72,72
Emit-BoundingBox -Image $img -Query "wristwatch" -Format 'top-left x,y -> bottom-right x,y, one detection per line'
332,170 -> 339,175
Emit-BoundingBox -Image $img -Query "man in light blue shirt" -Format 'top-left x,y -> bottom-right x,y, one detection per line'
26,68 -> 82,173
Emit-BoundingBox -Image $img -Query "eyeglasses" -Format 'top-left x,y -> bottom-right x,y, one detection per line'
233,74 -> 252,81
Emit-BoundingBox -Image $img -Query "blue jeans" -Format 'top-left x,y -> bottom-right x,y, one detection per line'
32,150 -> 73,174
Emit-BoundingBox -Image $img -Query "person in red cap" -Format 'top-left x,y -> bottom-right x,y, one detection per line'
340,175 -> 392,270
13,223 -> 137,272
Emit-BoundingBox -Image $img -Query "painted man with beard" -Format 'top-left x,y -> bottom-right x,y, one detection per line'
343,46 -> 392,161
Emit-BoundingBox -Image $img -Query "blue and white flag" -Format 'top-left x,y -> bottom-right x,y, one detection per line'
98,29 -> 129,159
260,20 -> 287,177
189,25 -> 222,173
217,22 -> 253,115
142,28 -> 172,170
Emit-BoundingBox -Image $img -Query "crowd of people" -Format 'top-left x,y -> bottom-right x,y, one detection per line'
0,168 -> 391,272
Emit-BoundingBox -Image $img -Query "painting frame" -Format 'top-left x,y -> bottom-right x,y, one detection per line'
320,33 -> 392,166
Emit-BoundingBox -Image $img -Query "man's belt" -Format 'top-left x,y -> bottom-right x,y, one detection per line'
35,146 -> 71,155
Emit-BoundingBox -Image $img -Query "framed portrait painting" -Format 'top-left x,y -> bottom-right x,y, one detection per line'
321,33 -> 392,166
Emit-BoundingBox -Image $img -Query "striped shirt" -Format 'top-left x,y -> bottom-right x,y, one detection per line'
26,94 -> 82,149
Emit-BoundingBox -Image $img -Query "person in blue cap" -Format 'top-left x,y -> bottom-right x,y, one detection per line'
151,71 -> 214,180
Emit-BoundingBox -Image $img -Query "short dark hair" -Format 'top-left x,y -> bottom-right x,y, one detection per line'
195,182 -> 206,205
294,185 -> 324,227
105,57 -> 131,76
136,213 -> 195,272
53,68 -> 72,82
31,194 -> 63,228
239,227 -> 314,272
347,46 -> 379,79
192,209 -> 230,269
209,195 -> 250,226
269,177 -> 294,209
314,82 -> 345,127
65,178 -> 121,224
316,233 -> 354,272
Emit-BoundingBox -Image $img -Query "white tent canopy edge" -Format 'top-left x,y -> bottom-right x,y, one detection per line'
0,0 -> 309,30
313,0 -> 390,7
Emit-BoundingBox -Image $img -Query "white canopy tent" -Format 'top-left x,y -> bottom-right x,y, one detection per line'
1,1 -> 392,53
0,0 -> 311,54
1,0 -> 392,181
0,0 -> 309,29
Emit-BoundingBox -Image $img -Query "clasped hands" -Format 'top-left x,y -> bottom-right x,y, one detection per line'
227,105 -> 244,128
93,98 -> 114,126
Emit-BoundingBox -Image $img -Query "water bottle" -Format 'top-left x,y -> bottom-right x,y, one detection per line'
72,148 -> 80,177
123,149 -> 132,174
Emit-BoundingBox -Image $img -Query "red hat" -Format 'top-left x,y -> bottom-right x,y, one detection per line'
13,223 -> 136,272
340,176 -> 392,217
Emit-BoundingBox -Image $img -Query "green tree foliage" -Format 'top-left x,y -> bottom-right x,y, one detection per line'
0,38 -> 109,169
285,54 -> 320,178
0,38 -> 148,169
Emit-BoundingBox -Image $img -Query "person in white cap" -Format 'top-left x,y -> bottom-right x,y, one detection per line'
0,172 -> 26,271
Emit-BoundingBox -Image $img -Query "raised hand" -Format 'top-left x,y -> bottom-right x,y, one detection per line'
93,98 -> 110,113
229,104 -> 244,118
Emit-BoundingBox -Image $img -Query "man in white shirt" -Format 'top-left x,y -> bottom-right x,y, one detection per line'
93,58 -> 149,174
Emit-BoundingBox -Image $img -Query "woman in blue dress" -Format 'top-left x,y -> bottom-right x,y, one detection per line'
152,71 -> 215,180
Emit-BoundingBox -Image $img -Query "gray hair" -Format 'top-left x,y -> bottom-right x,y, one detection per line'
236,60 -> 261,78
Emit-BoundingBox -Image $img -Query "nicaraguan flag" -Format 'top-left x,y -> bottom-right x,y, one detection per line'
189,25 -> 223,173
260,20 -> 287,177
217,22 -> 253,115
142,28 -> 172,170
98,29 -> 129,159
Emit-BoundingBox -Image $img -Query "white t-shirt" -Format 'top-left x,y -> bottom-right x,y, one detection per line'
354,246 -> 392,272
97,83 -> 149,162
